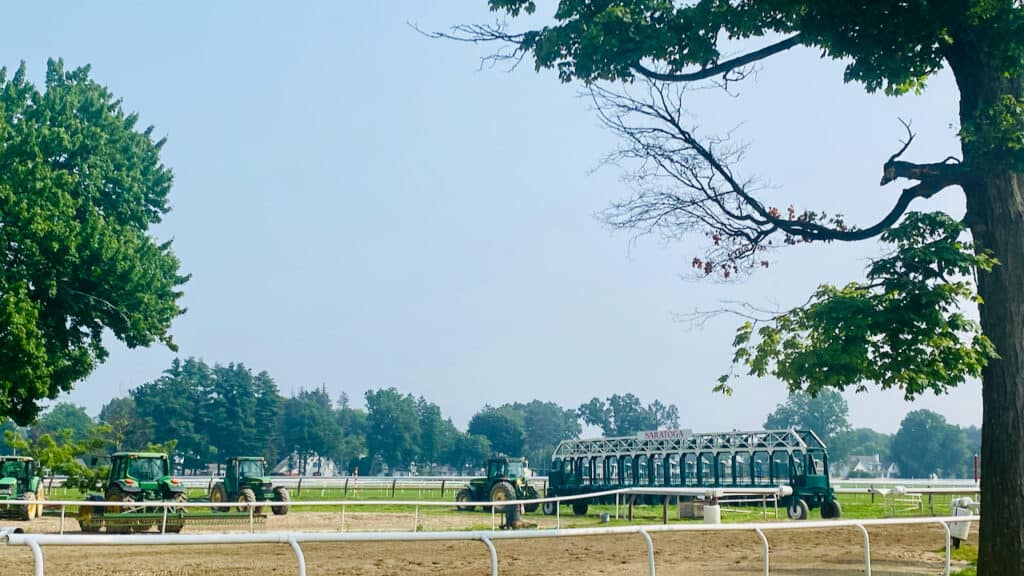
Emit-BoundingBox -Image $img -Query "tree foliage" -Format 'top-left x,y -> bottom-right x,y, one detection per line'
29,402 -> 95,443
364,387 -> 421,470
763,389 -> 851,450
280,387 -> 342,473
724,213 -> 996,397
467,406 -> 525,456
98,397 -> 151,451
0,60 -> 188,424
578,393 -> 679,436
132,358 -> 213,472
892,409 -> 971,478
832,427 -> 894,469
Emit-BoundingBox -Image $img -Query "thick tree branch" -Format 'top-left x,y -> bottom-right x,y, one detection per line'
592,81 -> 966,277
630,35 -> 805,82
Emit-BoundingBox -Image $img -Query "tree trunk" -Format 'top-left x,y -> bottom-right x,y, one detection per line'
946,22 -> 1024,568
966,169 -> 1024,575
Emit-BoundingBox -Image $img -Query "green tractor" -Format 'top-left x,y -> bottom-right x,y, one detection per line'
0,456 -> 44,520
455,455 -> 540,513
77,452 -> 187,533
209,456 -> 290,515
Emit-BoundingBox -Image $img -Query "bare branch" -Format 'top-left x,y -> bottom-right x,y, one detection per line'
411,21 -> 530,71
590,80 -> 966,278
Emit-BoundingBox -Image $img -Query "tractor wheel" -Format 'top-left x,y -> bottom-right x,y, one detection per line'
210,483 -> 229,512
77,505 -> 101,533
542,500 -> 557,516
455,488 -> 475,511
105,490 -> 136,534
237,487 -> 261,514
523,487 -> 540,513
271,486 -> 291,516
19,491 -> 36,521
35,486 -> 45,518
489,481 -> 516,512
787,498 -> 809,520
820,499 -> 842,519
173,492 -> 188,514
77,495 -> 105,533
571,502 -> 589,516
160,493 -> 188,534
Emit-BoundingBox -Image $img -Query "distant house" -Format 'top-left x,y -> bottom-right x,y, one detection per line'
842,454 -> 886,478
271,453 -> 338,477
885,462 -> 900,478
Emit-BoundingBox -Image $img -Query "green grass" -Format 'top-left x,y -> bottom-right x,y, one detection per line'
45,485 -> 967,524
944,543 -> 978,576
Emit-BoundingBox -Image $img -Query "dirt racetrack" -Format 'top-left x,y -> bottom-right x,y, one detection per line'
2,512 -> 975,575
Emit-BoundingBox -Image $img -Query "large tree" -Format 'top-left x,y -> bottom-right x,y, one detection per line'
578,393 -> 680,436
364,387 -> 421,470
29,402 -> 94,443
453,2 -> 1023,571
280,387 -> 343,474
0,60 -> 188,424
892,409 -> 971,478
467,405 -> 526,455
97,397 -> 152,451
132,357 -> 213,472
763,390 -> 851,452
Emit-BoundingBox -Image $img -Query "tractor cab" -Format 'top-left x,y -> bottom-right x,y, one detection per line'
0,457 -> 36,495
226,457 -> 273,495
107,452 -> 184,500
488,456 -> 530,480
0,456 -> 43,520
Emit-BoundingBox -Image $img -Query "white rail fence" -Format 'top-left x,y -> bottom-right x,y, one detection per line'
38,474 -> 980,493
2,486 -> 791,535
1,515 -> 979,576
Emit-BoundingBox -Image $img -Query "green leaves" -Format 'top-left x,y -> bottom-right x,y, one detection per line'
0,60 -> 187,424
484,1 -> 1024,96
722,212 -> 997,400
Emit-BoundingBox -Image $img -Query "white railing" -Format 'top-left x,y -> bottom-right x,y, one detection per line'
38,474 -> 983,495
1,486 -> 788,535
1,514 -> 979,576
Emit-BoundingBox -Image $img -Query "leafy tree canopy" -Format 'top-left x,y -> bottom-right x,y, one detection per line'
892,409 -> 971,478
725,213 -> 996,398
467,405 -> 525,456
762,389 -> 850,450
29,402 -> 94,443
364,387 -> 421,469
578,393 -> 679,436
0,60 -> 188,424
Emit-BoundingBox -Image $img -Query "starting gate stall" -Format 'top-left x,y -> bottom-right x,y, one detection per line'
544,428 -> 840,520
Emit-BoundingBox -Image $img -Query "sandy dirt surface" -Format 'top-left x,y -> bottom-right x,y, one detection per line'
2,511 -> 975,575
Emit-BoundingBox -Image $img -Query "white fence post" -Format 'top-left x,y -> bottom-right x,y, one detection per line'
288,534 -> 306,576
480,535 -> 498,576
638,528 -> 656,576
28,538 -> 44,576
856,523 -> 872,576
939,521 -> 951,576
754,527 -> 769,576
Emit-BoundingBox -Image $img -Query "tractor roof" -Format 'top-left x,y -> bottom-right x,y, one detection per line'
112,452 -> 167,459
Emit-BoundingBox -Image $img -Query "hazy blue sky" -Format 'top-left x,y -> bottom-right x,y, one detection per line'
3,2 -> 980,433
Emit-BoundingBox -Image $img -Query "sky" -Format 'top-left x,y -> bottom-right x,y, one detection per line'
1,2 -> 981,434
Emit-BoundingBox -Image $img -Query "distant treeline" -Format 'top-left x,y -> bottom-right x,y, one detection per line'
1,358 -> 979,479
